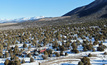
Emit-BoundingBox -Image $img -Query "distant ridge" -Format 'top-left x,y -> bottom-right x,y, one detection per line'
0,16 -> 45,23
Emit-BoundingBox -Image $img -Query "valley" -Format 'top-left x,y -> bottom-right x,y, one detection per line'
0,0 -> 107,65
0,20 -> 106,65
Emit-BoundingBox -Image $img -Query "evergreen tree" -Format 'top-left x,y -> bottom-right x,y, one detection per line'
22,59 -> 25,64
30,57 -> 34,62
23,43 -> 27,48
4,59 -> 9,65
78,61 -> 83,65
88,53 -> 92,57
0,51 -> 3,58
60,51 -> 64,56
65,53 -> 68,56
27,53 -> 31,57
5,52 -> 9,58
0,44 -> 3,51
54,52 -> 60,57
81,57 -> 91,65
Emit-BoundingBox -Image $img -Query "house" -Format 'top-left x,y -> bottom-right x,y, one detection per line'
40,49 -> 46,53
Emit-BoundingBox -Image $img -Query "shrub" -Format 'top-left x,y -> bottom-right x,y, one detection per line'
42,55 -> 48,60
4,59 -> 9,65
54,52 -> 60,57
30,57 -> 34,62
22,59 -> 25,64
23,43 -> 27,48
97,47 -> 104,51
88,53 -> 92,57
104,52 -> 107,55
60,51 -> 64,56
78,61 -> 83,65
65,53 -> 68,56
27,53 -> 31,57
81,57 -> 91,65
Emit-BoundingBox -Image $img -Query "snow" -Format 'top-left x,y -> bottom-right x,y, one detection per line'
58,40 -> 107,65
0,16 -> 45,23
22,61 -> 39,65
0,58 -> 5,65
0,38 -> 106,65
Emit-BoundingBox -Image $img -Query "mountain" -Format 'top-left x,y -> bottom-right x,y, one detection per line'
63,0 -> 107,18
1,0 -> 107,30
0,16 -> 45,23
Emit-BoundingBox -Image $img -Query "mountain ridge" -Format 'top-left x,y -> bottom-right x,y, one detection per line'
0,16 -> 45,23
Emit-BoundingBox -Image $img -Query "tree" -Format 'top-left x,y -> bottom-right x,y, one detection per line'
65,53 -> 68,56
47,49 -> 53,54
52,40 -> 58,48
5,56 -> 21,65
14,56 -> 19,61
97,46 -> 104,51
59,45 -> 65,51
5,52 -> 9,58
22,59 -> 25,64
76,40 -> 81,45
65,42 -> 70,48
60,51 -> 64,56
27,53 -> 31,57
44,51 -> 48,55
28,45 -> 31,50
92,48 -> 95,52
93,40 -> 99,45
42,55 -> 48,60
4,59 -> 9,65
71,42 -> 79,53
71,42 -> 77,50
0,44 -> 3,51
14,45 -> 19,55
30,57 -> 34,62
86,44 -> 93,50
81,57 -> 91,65
23,43 -> 27,48
88,53 -> 92,57
104,52 -> 107,55
0,51 -> 3,58
78,61 -> 83,65
83,46 -> 87,51
14,59 -> 21,65
54,52 -> 60,57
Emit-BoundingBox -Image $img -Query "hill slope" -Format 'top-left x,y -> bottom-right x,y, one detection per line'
63,0 -> 107,18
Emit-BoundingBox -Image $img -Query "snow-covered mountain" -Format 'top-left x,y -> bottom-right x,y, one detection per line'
0,16 -> 45,23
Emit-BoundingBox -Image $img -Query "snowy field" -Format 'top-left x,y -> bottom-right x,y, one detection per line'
0,25 -> 107,65
0,38 -> 107,65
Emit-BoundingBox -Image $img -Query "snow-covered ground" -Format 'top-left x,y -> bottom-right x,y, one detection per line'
0,39 -> 107,65
0,25 -> 107,65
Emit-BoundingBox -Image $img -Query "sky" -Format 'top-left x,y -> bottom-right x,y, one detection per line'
0,0 -> 94,20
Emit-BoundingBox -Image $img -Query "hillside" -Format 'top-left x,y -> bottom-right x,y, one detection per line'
63,0 -> 107,18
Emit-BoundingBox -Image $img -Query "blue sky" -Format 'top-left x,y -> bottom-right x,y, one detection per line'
0,0 -> 94,19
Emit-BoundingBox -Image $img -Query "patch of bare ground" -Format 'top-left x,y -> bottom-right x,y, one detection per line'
0,23 -> 17,26
0,23 -> 25,30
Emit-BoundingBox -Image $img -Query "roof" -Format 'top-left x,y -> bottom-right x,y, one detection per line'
40,49 -> 46,53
